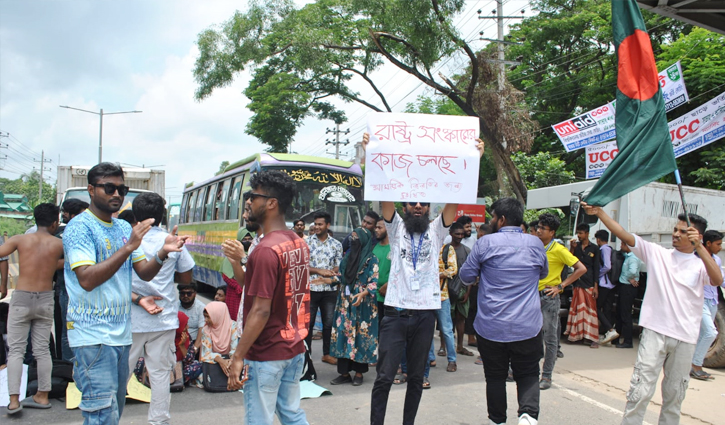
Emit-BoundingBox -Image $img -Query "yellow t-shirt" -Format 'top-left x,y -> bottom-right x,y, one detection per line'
538,241 -> 579,291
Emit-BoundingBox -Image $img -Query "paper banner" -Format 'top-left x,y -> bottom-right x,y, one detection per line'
585,141 -> 619,179
0,364 -> 28,407
299,380 -> 332,399
66,379 -> 151,410
670,90 -> 725,158
365,112 -> 480,203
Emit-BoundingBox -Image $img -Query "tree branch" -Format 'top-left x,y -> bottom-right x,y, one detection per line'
369,29 -> 476,116
340,67 -> 392,112
431,0 -> 478,107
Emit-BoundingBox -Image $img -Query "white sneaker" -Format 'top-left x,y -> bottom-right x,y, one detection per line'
489,421 -> 504,425
518,413 -> 538,425
602,329 -> 620,345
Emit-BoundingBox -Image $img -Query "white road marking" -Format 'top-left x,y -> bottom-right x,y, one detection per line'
553,383 -> 653,425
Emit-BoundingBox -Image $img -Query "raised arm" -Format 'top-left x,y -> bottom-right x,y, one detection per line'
581,202 -> 636,247
690,229 -> 724,286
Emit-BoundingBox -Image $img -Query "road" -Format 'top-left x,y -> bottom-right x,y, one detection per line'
4,337 -> 722,424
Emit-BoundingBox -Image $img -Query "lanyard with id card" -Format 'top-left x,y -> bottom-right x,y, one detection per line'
410,232 -> 425,290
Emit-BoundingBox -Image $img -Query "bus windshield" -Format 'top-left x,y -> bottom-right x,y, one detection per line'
269,166 -> 366,240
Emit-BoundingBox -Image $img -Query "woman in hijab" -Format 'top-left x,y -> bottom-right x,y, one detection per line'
330,227 -> 379,386
176,312 -> 202,384
200,302 -> 239,377
219,228 -> 255,320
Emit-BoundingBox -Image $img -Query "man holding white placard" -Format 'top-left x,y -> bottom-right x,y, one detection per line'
362,126 -> 484,425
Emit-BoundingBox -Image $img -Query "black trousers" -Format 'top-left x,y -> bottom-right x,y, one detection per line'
306,290 -> 337,356
477,331 -> 543,424
596,286 -> 616,332
370,308 -> 435,425
377,300 -> 386,326
618,284 -> 638,345
338,358 -> 369,375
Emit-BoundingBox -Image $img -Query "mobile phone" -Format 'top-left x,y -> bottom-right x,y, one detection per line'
239,364 -> 250,385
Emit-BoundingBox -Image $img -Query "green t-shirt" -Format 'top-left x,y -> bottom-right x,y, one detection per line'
373,243 -> 392,303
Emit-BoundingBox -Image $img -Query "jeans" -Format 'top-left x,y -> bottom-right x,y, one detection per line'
73,344 -> 131,425
692,298 -> 718,367
540,291 -> 559,379
435,298 -> 457,363
618,284 -> 638,345
477,332 -> 543,424
244,352 -> 308,425
371,308 -> 435,425
128,330 -> 176,425
7,290 -> 54,395
597,286 -> 616,331
306,290 -> 337,356
621,328 -> 694,425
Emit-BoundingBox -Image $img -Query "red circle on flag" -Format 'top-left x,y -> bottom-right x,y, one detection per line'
617,29 -> 659,100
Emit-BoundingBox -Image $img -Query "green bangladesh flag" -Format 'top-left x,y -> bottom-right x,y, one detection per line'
584,0 -> 676,206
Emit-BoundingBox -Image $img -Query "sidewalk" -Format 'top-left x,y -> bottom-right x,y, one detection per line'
555,339 -> 724,425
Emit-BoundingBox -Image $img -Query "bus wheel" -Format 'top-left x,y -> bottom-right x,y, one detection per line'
704,302 -> 725,368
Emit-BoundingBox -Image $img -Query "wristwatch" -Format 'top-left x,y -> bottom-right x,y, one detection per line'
240,255 -> 248,266
133,295 -> 143,306
557,284 -> 564,291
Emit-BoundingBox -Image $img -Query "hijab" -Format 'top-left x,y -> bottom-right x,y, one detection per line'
220,228 -> 256,279
175,312 -> 190,361
203,301 -> 233,355
339,227 -> 374,289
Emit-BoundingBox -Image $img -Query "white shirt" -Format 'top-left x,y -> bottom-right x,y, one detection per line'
131,226 -> 195,333
235,234 -> 262,337
384,213 -> 447,310
179,299 -> 206,341
631,235 -> 710,344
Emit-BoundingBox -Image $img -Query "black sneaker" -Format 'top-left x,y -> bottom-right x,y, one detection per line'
556,350 -> 564,358
330,374 -> 352,385
616,343 -> 633,349
352,374 -> 363,386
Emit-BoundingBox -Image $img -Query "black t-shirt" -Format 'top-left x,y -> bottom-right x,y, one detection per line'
573,241 -> 600,289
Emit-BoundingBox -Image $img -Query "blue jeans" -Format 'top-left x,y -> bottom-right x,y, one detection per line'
244,352 -> 309,425
434,298 -> 457,363
692,298 -> 718,367
72,344 -> 131,425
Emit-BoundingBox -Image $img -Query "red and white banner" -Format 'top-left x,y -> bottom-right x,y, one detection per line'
455,204 -> 487,222
585,141 -> 618,179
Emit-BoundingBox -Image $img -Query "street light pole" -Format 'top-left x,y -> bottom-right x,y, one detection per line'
60,105 -> 142,163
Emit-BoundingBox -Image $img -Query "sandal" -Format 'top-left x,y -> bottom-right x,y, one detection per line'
437,347 -> 447,357
457,347 -> 474,356
393,373 -> 407,385
447,361 -> 457,372
690,369 -> 714,381
422,377 -> 431,389
429,360 -> 436,367
474,356 -> 483,366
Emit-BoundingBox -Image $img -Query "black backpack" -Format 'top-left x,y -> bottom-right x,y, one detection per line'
442,244 -> 469,303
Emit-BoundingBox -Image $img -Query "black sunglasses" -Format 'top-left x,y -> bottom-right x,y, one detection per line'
93,183 -> 129,196
407,202 -> 430,207
179,290 -> 195,296
245,190 -> 275,201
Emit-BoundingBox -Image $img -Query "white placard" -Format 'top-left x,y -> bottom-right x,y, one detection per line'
660,61 -> 689,112
585,140 -> 619,179
552,104 -> 616,152
670,90 -> 725,158
364,112 -> 480,203
0,364 -> 28,407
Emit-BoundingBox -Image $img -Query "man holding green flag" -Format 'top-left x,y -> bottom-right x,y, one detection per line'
581,2 -> 724,425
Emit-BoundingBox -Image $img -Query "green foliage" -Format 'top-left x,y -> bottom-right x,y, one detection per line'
0,217 -> 30,237
511,151 -> 575,190
0,171 -> 55,207
216,161 -> 230,175
691,149 -> 725,189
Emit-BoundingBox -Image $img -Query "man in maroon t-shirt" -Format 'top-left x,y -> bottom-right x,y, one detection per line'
227,170 -> 310,425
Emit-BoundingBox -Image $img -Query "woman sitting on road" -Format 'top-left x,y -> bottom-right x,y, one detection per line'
200,302 -> 239,376
329,227 -> 379,386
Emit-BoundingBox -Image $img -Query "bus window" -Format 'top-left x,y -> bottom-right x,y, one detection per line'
228,177 -> 243,221
194,187 -> 207,222
180,193 -> 189,224
204,183 -> 217,222
215,179 -> 230,220
183,192 -> 196,224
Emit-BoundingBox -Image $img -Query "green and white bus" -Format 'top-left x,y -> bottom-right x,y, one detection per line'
178,153 -> 367,288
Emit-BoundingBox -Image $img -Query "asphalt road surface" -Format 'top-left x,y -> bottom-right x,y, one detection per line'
4,336 -> 722,425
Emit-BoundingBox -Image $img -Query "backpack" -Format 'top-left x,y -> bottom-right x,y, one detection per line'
442,244 -> 468,303
600,245 -> 619,284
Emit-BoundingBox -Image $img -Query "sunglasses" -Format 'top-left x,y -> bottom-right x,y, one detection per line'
244,190 -> 275,201
407,202 -> 430,207
179,291 -> 195,296
93,183 -> 130,196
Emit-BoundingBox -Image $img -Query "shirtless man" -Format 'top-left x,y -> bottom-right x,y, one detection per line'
2,203 -> 64,414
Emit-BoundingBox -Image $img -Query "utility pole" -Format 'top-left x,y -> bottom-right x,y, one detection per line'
34,150 -> 52,201
325,124 -> 350,160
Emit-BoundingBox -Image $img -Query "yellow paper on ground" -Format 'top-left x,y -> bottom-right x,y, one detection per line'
65,380 -> 151,410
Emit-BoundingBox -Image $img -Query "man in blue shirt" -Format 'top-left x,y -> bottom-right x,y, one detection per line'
459,198 -> 548,425
616,241 -> 643,349
63,163 -> 189,425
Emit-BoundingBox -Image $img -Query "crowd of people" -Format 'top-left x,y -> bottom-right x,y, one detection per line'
0,134 -> 724,425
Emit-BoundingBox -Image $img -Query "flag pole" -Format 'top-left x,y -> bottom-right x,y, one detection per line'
674,169 -> 692,227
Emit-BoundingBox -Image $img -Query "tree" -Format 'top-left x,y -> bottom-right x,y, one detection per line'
216,161 -> 230,175
0,171 -> 55,207
194,0 -> 536,202
0,217 -> 31,237
511,151 -> 575,190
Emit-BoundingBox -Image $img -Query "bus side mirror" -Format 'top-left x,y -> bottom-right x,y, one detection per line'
569,198 -> 579,217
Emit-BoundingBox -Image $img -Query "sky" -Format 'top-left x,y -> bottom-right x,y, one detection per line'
0,0 -> 528,205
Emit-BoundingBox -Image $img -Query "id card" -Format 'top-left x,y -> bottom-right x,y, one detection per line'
411,275 -> 421,291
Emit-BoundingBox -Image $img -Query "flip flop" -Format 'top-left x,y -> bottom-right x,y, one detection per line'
437,347 -> 447,357
7,404 -> 23,415
422,377 -> 431,389
21,398 -> 52,409
457,347 -> 474,356
393,373 -> 407,385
